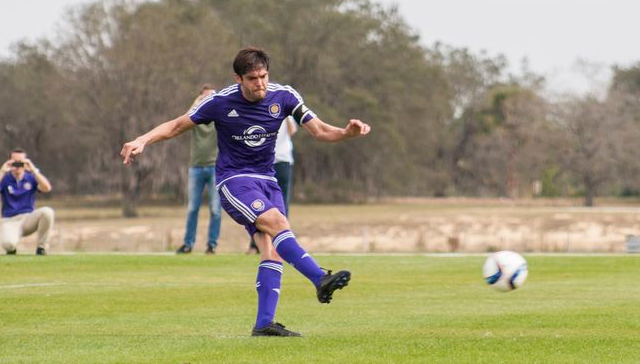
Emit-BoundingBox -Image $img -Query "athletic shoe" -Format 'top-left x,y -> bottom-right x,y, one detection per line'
205,246 -> 216,255
251,322 -> 301,337
6,249 -> 16,255
176,244 -> 192,254
317,269 -> 351,304
35,247 -> 46,256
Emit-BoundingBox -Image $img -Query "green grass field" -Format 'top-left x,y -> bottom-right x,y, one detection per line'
1,254 -> 639,363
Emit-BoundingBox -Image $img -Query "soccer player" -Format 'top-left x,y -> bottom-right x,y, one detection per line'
120,47 -> 371,337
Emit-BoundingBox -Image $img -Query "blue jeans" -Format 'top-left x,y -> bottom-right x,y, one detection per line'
184,166 -> 221,249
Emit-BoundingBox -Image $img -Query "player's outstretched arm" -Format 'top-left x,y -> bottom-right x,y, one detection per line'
120,114 -> 195,164
302,118 -> 371,142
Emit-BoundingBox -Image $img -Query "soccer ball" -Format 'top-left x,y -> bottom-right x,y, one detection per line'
483,251 -> 528,292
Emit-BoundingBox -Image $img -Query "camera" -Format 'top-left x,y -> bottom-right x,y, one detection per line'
11,162 -> 24,168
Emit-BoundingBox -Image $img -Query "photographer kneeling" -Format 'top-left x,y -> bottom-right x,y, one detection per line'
1,149 -> 54,255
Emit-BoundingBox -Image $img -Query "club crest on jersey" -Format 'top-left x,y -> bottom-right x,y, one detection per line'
232,125 -> 278,147
23,182 -> 32,191
269,103 -> 281,118
251,199 -> 265,212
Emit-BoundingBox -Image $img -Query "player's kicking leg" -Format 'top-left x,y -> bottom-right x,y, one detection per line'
269,228 -> 351,303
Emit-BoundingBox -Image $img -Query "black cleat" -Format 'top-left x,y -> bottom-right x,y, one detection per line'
6,249 -> 17,255
317,269 -> 351,304
205,246 -> 216,255
35,247 -> 46,256
251,322 -> 301,337
176,244 -> 192,254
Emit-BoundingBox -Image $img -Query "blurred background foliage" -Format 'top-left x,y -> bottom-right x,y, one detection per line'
1,0 -> 640,216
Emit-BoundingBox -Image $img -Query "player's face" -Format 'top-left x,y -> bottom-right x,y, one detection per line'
236,68 -> 269,102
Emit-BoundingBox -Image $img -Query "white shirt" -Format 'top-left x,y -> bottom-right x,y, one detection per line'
274,117 -> 295,164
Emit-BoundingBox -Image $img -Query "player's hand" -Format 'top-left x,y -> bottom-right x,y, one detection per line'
345,119 -> 371,138
120,139 -> 146,164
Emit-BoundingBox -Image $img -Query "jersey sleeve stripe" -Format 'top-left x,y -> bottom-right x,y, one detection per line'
189,94 -> 213,116
292,103 -> 303,117
301,110 -> 315,120
267,83 -> 304,104
283,85 -> 304,103
188,86 -> 239,117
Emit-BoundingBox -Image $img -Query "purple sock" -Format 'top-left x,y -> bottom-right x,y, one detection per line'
273,230 -> 324,287
255,260 -> 283,329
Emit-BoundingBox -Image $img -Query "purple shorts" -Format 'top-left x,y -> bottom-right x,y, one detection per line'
218,176 -> 286,237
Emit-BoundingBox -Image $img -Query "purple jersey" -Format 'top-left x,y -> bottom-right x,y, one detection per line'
188,83 -> 316,186
1,172 -> 38,218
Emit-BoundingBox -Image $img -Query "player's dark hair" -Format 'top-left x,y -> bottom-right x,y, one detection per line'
11,148 -> 26,156
233,47 -> 270,77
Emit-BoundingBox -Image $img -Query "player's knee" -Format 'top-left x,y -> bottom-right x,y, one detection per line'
40,207 -> 55,222
256,209 -> 290,235
1,240 -> 18,252
269,212 -> 289,231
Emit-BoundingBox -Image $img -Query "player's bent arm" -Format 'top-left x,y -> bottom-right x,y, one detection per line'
33,171 -> 52,193
302,117 -> 370,142
121,114 -> 195,164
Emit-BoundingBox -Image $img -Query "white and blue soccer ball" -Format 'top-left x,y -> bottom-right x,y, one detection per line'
483,251 -> 528,292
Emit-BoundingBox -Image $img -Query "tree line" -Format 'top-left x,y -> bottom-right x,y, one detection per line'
1,0 -> 639,216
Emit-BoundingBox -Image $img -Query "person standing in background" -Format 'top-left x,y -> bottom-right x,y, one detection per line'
176,84 -> 222,255
247,116 -> 297,254
274,116 -> 297,215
